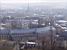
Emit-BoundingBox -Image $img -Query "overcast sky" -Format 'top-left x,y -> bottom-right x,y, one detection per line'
1,0 -> 67,3
1,0 -> 67,9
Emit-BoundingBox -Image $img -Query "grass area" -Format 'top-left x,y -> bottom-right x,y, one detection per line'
0,40 -> 15,50
0,47 -> 13,50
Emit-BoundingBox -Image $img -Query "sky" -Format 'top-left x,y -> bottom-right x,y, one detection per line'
1,0 -> 67,3
0,0 -> 67,9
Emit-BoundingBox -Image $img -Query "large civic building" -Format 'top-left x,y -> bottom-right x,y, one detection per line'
0,26 -> 56,42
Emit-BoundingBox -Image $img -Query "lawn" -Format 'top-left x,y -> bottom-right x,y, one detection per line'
0,47 -> 13,50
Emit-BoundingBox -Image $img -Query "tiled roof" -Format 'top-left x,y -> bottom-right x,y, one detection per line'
0,26 -> 56,34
